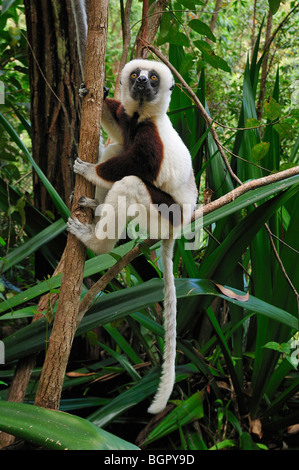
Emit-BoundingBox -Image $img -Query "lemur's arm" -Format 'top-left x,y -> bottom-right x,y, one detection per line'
101,98 -> 123,143
74,120 -> 163,187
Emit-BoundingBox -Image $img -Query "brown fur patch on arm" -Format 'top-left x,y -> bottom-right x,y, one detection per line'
95,121 -> 164,183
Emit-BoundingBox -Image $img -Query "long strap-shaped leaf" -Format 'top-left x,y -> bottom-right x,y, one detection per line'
3,278 -> 297,364
0,113 -> 69,220
0,401 -> 139,450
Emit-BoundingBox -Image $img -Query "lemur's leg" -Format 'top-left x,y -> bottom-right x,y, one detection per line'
78,196 -> 99,209
67,176 -> 152,254
67,174 -> 179,253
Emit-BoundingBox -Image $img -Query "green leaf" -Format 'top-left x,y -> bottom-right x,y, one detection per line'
189,19 -> 216,42
240,432 -> 268,450
263,341 -> 291,354
245,118 -> 261,128
168,31 -> 190,47
201,49 -> 231,73
88,365 -> 196,428
0,113 -> 69,220
194,39 -> 212,52
4,277 -> 297,365
252,141 -> 270,161
0,306 -> 36,320
194,40 -> 231,73
0,401 -> 139,450
143,391 -> 204,445
0,240 -> 135,315
1,219 -> 66,274
263,97 -> 281,121
290,109 -> 299,121
209,439 -> 236,450
1,0 -> 18,14
179,0 -> 204,8
268,0 -> 281,15
274,118 -> 295,139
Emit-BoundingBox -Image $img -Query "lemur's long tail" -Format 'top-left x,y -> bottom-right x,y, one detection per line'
147,237 -> 177,414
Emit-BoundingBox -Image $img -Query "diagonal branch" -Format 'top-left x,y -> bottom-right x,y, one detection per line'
144,42 -> 242,186
76,166 -> 299,322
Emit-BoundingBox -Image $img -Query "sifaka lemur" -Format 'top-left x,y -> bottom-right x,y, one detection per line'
68,0 -> 198,414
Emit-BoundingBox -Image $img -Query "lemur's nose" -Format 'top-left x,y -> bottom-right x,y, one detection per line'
136,75 -> 147,83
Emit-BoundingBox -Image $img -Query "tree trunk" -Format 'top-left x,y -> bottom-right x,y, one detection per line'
1,1 -> 81,446
135,0 -> 169,58
24,0 -> 82,214
24,0 -> 83,279
34,0 -> 109,411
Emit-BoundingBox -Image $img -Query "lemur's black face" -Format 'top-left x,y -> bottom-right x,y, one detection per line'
129,69 -> 160,102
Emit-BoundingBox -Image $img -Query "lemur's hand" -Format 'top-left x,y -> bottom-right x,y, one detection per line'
79,82 -> 89,98
73,157 -> 92,176
79,84 -> 108,100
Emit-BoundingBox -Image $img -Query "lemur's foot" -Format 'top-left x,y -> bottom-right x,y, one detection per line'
78,196 -> 99,209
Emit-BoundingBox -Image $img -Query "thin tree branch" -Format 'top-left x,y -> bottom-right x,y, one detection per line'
263,2 -> 299,54
257,9 -> 273,120
135,0 -> 169,59
144,42 -> 243,186
114,0 -> 133,99
207,0 -> 222,45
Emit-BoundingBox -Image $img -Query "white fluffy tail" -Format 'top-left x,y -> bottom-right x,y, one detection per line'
147,237 -> 177,414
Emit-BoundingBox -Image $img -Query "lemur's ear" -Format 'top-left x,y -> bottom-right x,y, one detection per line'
169,80 -> 174,91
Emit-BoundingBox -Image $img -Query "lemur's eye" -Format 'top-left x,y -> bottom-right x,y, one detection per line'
131,73 -> 137,79
150,75 -> 158,81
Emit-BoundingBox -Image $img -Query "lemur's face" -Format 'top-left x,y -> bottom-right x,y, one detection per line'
121,60 -> 174,117
129,68 -> 160,102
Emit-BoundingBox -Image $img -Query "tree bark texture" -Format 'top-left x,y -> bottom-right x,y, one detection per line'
207,0 -> 222,44
24,0 -> 82,214
34,0 -> 109,411
135,0 -> 169,58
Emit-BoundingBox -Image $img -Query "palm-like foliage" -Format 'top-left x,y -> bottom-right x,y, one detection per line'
0,3 -> 298,451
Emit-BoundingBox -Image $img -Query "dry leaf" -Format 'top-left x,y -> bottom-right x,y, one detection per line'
249,418 -> 263,439
215,283 -> 249,302
66,371 -> 96,377
287,424 -> 299,434
216,380 -> 231,391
